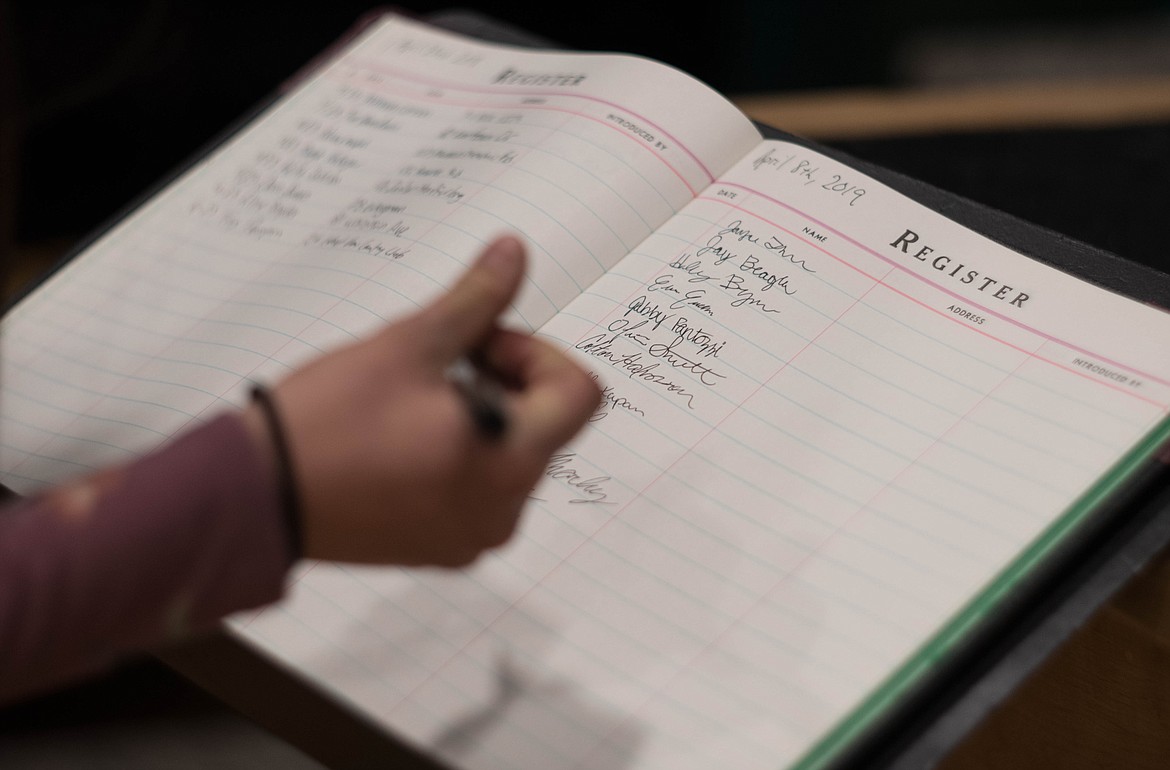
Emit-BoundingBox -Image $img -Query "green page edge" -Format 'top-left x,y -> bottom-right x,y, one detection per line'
792,412 -> 1170,769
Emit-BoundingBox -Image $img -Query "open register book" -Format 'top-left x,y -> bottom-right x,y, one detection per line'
3,11 -> 1170,770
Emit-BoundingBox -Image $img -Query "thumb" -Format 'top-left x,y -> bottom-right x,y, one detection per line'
417,235 -> 527,361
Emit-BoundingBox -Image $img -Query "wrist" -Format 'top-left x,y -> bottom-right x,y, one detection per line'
243,386 -> 305,562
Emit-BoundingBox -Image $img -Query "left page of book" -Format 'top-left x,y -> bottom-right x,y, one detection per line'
0,13 -> 761,492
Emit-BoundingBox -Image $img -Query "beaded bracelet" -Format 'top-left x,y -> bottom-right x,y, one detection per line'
250,384 -> 304,560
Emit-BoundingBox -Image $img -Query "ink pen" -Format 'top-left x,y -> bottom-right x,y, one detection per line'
447,356 -> 508,440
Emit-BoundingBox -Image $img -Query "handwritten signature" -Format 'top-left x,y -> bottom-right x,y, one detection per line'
545,453 -> 614,504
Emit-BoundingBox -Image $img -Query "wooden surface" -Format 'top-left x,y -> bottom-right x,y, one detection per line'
731,76 -> 1170,140
939,547 -> 1170,769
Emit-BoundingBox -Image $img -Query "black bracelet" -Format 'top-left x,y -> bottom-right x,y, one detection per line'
250,384 -> 304,561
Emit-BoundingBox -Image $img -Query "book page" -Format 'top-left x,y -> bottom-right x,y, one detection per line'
235,139 -> 1170,770
0,14 -> 760,491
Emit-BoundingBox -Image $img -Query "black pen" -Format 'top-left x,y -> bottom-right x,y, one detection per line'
447,356 -> 508,440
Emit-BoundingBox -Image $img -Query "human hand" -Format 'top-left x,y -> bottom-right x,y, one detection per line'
243,236 -> 600,566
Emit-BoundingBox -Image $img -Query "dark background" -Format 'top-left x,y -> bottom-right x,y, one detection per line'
3,0 -> 1170,271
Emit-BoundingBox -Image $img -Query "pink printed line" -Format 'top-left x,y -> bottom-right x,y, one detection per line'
705,187 -> 1170,401
345,54 -> 721,178
528,102 -> 699,197
570,273 -> 910,767
325,70 -> 687,198
341,54 -> 723,186
326,67 -> 696,196
746,353 -> 1040,672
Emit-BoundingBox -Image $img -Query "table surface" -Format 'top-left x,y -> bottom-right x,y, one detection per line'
731,76 -> 1170,140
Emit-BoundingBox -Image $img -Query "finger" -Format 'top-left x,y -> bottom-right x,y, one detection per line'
415,235 -> 527,362
484,330 -> 601,455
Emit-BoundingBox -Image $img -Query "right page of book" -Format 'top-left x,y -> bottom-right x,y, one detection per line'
234,139 -> 1170,770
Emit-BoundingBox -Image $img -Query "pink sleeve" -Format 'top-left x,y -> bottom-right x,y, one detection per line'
0,412 -> 293,702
